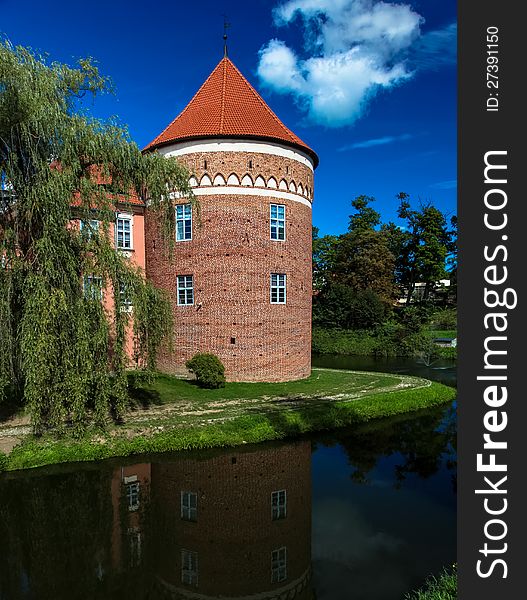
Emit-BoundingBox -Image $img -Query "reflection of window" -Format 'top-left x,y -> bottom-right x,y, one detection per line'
181,491 -> 198,522
271,490 -> 287,520
119,283 -> 133,311
181,549 -> 198,586
177,275 -> 194,306
83,275 -> 103,301
80,219 -> 99,240
270,273 -> 286,304
115,214 -> 132,249
126,482 -> 140,511
128,528 -> 142,567
176,204 -> 192,241
270,204 -> 285,241
271,546 -> 287,583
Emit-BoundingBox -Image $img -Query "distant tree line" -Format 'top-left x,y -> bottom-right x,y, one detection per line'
312,193 -> 457,332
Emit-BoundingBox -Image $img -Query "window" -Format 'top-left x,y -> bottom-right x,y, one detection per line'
270,273 -> 286,304
119,283 -> 133,311
181,491 -> 198,522
80,219 -> 99,240
128,528 -> 142,567
271,547 -> 287,583
181,550 -> 198,586
126,482 -> 140,511
115,214 -> 132,249
176,204 -> 192,241
271,490 -> 287,520
83,275 -> 103,301
270,204 -> 285,241
177,275 -> 194,306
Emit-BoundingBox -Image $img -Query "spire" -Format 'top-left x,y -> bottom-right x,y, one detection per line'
143,56 -> 318,167
223,15 -> 230,58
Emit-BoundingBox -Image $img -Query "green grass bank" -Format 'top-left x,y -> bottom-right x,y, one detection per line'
312,326 -> 457,359
0,368 -> 456,472
405,566 -> 457,599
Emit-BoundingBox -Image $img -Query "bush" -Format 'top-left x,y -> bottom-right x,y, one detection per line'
186,353 -> 226,389
430,307 -> 457,330
0,452 -> 7,472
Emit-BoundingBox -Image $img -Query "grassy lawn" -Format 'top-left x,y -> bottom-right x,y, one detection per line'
129,368 -> 406,408
429,330 -> 457,339
1,368 -> 456,472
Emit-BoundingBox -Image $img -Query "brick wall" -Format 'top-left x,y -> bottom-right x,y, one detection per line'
151,440 -> 312,599
145,149 -> 313,382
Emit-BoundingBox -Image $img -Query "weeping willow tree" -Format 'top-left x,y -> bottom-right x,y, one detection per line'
0,42 -> 193,434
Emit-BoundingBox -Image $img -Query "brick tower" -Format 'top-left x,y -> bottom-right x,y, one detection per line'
144,57 -> 318,382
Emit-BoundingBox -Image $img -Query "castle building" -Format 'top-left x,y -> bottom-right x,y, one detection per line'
144,56 -> 318,382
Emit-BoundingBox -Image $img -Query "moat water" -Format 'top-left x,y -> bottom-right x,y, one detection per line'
0,357 -> 456,600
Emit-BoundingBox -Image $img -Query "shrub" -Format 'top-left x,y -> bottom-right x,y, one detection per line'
430,307 -> 457,330
186,353 -> 226,389
0,452 -> 7,472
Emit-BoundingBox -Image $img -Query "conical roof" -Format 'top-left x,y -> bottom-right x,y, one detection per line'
144,57 -> 318,167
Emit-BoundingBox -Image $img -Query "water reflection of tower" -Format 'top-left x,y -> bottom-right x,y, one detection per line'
151,440 -> 313,599
110,463 -> 151,571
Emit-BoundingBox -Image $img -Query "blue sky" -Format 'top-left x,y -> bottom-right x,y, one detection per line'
1,0 -> 456,235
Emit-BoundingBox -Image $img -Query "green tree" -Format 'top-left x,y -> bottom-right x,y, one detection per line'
397,193 -> 454,303
334,195 -> 397,304
0,42 -> 193,433
313,283 -> 388,329
312,226 -> 339,291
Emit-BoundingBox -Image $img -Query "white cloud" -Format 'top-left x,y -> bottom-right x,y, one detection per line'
411,23 -> 457,69
257,1 -> 454,127
338,132 -> 414,151
429,179 -> 457,190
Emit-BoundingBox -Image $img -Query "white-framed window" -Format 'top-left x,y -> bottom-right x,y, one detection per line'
115,213 -> 132,250
127,528 -> 142,567
181,549 -> 198,586
119,283 -> 133,312
176,204 -> 192,241
83,275 -> 103,301
181,491 -> 198,522
270,273 -> 286,304
80,219 -> 99,240
177,275 -> 194,306
270,204 -> 285,241
126,482 -> 140,511
271,547 -> 287,583
271,490 -> 287,520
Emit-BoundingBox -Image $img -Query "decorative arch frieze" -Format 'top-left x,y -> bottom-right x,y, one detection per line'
227,173 -> 240,185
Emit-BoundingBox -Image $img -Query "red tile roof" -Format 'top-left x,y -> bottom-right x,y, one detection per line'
144,57 -> 318,167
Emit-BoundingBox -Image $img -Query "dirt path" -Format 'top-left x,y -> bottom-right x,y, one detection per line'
0,369 -> 431,454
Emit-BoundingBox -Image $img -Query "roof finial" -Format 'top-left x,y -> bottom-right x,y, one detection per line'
222,14 -> 230,57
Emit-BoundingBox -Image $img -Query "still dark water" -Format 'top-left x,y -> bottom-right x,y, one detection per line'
0,358 -> 456,600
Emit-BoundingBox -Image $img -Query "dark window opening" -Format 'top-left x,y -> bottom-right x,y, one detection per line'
230,337 -> 236,345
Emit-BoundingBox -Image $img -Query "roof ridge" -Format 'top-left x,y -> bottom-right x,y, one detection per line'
145,59 -> 225,149
220,57 -> 227,134
225,58 -> 297,145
